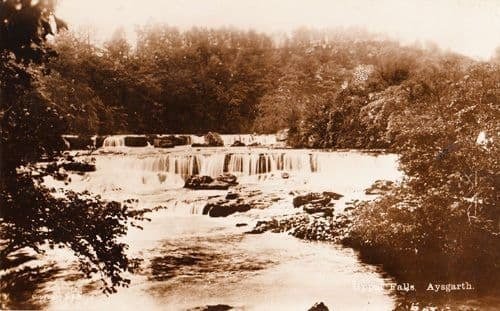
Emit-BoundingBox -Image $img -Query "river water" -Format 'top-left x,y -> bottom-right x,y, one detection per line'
13,141 -> 409,310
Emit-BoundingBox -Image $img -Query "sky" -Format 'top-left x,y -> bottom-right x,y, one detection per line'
56,0 -> 500,60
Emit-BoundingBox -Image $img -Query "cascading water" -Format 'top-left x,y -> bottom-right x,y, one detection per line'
103,135 -> 126,147
79,149 -> 401,196
187,135 -> 206,145
101,134 -> 280,148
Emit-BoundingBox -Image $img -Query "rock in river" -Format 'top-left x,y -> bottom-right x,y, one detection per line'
61,162 -> 96,172
205,132 -> 224,146
153,135 -> 191,148
123,136 -> 149,147
364,180 -> 395,195
293,191 -> 343,208
231,140 -> 246,147
303,203 -> 334,217
184,174 -> 238,190
202,200 -> 251,217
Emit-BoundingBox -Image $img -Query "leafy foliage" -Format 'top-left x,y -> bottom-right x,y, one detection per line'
0,0 -> 143,296
1,173 -> 144,293
348,61 -> 500,288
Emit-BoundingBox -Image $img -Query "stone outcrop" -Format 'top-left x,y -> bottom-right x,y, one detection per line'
216,173 -> 238,185
364,180 -> 395,195
153,135 -> 190,148
303,203 -> 334,217
225,192 -> 239,200
60,161 -> 96,172
292,191 -> 343,208
230,140 -> 246,147
204,132 -> 224,147
184,174 -> 238,190
247,211 -> 353,243
153,137 -> 175,148
201,185 -> 280,218
202,200 -> 252,217
124,136 -> 148,147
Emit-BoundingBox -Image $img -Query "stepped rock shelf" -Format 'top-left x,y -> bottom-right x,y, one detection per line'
62,132 -> 285,150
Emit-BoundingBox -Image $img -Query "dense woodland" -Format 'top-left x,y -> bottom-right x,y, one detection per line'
1,0 -> 499,302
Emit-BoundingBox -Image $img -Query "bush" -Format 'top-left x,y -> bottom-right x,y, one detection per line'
348,62 -> 500,290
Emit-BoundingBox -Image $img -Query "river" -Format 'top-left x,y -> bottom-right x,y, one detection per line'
9,138 -> 407,310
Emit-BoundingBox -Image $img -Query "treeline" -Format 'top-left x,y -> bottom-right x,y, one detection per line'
43,26 -> 276,134
41,26 -> 478,139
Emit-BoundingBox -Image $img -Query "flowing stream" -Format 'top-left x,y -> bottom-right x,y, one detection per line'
25,141 -> 408,310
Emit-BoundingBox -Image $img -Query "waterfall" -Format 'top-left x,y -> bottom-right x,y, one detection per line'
111,151 -> 314,178
187,135 -> 206,145
101,134 -> 279,148
94,150 -> 402,182
103,135 -> 126,147
226,152 -> 313,175
72,149 -> 402,198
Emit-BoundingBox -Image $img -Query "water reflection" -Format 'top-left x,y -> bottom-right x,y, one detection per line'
1,255 -> 61,310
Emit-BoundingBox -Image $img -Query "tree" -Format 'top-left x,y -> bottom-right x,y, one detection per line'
350,59 -> 500,289
0,1 -> 142,303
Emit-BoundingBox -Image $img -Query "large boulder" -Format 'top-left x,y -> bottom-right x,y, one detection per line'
60,161 -> 96,172
124,136 -> 148,147
153,137 -> 175,148
204,132 -> 224,147
184,174 -> 238,190
216,173 -> 238,185
293,191 -> 343,208
202,200 -> 251,217
293,193 -> 329,208
173,135 -> 190,146
153,135 -> 190,148
225,192 -> 239,200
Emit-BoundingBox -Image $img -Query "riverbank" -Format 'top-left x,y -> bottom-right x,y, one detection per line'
245,182 -> 500,310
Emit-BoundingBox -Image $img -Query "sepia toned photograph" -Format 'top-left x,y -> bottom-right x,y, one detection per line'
1,0 -> 499,310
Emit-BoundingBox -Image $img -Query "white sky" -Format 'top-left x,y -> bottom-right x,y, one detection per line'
56,0 -> 500,59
